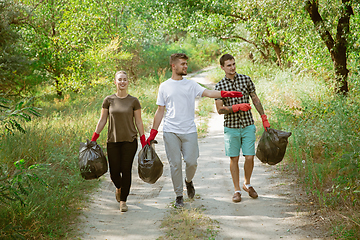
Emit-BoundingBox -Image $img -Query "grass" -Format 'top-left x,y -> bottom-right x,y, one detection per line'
196,97 -> 215,138
159,200 -> 219,240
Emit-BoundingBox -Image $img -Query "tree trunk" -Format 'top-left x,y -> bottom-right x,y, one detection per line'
305,0 -> 353,95
55,78 -> 62,96
269,40 -> 282,68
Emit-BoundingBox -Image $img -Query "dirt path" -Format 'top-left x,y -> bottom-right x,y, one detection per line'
77,69 -> 329,240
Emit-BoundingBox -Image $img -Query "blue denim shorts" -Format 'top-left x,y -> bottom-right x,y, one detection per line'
224,125 -> 256,157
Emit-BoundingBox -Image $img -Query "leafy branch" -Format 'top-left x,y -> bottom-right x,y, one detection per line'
0,97 -> 41,134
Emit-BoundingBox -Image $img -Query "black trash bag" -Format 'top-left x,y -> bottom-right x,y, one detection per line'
256,128 -> 292,165
79,139 -> 108,180
138,141 -> 163,184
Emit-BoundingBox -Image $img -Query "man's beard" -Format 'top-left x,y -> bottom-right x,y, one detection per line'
176,70 -> 187,76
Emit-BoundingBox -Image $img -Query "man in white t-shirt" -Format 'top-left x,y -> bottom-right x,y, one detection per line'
146,53 -> 243,208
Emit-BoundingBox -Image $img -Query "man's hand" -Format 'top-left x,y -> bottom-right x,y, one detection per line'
146,129 -> 158,145
261,114 -> 270,131
232,103 -> 251,113
221,91 -> 243,98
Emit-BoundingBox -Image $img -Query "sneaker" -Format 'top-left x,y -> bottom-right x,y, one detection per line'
185,179 -> 195,199
232,192 -> 241,203
242,184 -> 258,199
174,196 -> 184,208
120,202 -> 128,212
115,188 -> 121,203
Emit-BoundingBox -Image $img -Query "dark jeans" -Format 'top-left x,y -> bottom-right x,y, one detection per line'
107,139 -> 138,202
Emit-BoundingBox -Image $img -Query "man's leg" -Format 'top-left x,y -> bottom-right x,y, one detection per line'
163,132 -> 183,197
244,155 -> 254,185
241,125 -> 257,198
243,154 -> 258,198
180,132 -> 199,199
224,127 -> 242,202
230,156 -> 241,191
180,132 -> 199,183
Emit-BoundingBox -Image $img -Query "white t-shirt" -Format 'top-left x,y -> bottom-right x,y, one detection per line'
156,78 -> 206,134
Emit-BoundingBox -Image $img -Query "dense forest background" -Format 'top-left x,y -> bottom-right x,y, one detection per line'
1,0 -> 359,239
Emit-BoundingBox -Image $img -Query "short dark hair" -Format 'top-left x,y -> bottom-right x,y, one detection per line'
170,53 -> 188,65
219,54 -> 235,66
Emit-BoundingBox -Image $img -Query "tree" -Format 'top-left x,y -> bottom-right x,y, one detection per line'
305,0 -> 354,94
150,0 -> 301,67
0,0 -> 40,96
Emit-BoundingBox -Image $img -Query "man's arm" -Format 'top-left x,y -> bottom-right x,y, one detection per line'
202,89 -> 222,98
202,89 -> 243,98
146,105 -> 165,145
151,105 -> 165,130
215,99 -> 233,114
249,92 -> 265,115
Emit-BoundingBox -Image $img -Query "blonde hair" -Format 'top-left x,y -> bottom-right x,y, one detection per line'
114,70 -> 127,80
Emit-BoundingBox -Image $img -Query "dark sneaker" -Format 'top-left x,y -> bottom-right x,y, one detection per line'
243,184 -> 258,199
232,192 -> 241,203
185,179 -> 195,199
175,196 -> 184,208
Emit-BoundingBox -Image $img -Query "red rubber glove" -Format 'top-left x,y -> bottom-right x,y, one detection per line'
221,91 -> 243,98
232,103 -> 251,113
261,114 -> 270,131
146,129 -> 158,145
140,134 -> 146,148
91,132 -> 100,142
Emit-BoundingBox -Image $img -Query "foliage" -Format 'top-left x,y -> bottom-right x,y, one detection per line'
151,0 -> 360,94
0,160 -> 49,239
0,0 -> 41,96
1,0 -> 359,238
0,97 -> 41,134
0,88 -> 106,238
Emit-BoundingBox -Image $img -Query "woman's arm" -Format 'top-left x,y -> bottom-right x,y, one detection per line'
134,109 -> 145,136
94,108 -> 109,134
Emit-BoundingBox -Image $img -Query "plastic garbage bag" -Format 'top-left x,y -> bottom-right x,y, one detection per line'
138,141 -> 163,184
79,139 -> 108,180
256,128 -> 292,165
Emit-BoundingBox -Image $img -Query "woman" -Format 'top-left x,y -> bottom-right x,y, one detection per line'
91,71 -> 146,212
